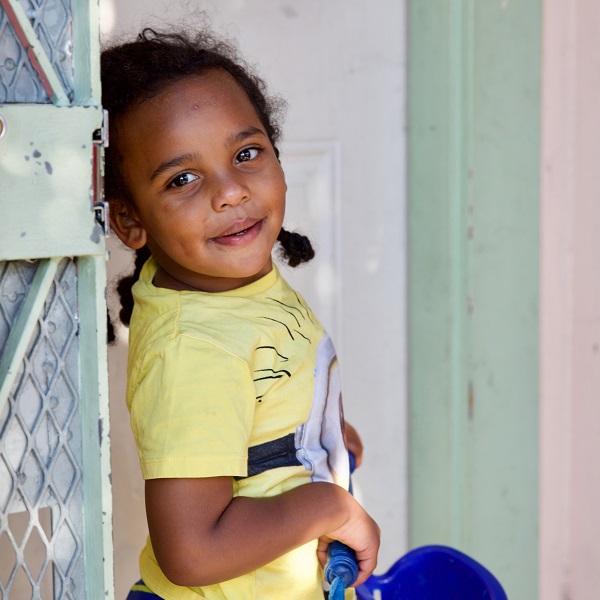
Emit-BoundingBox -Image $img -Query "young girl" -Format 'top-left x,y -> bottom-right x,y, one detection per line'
102,26 -> 380,600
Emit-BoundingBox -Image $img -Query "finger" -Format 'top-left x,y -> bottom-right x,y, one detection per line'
353,552 -> 378,587
317,536 -> 332,567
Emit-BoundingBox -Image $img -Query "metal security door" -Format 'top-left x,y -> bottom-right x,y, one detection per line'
0,0 -> 113,598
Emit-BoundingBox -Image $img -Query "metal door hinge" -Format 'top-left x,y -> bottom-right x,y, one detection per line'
92,109 -> 109,147
94,201 -> 110,236
93,109 -> 110,236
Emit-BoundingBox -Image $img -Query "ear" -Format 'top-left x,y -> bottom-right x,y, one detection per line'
109,200 -> 147,249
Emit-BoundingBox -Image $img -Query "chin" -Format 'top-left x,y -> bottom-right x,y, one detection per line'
231,257 -> 273,279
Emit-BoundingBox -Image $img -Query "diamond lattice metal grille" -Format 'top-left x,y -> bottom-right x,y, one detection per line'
0,258 -> 84,599
0,0 -> 74,103
0,8 -> 48,103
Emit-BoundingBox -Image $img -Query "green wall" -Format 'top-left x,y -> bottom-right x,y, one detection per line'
408,2 -> 541,598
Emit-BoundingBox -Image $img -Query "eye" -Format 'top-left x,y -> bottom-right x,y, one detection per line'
168,172 -> 199,188
236,147 -> 260,163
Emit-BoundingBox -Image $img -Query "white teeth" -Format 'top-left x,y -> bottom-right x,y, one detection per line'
234,228 -> 249,236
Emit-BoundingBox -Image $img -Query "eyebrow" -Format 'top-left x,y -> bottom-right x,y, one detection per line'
225,126 -> 267,149
150,152 -> 200,182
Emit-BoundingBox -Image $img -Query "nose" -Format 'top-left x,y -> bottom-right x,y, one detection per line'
210,171 -> 250,211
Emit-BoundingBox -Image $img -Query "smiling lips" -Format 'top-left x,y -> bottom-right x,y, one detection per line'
210,218 -> 265,246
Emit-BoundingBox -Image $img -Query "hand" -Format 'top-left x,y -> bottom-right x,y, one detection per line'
344,421 -> 363,468
317,497 -> 380,587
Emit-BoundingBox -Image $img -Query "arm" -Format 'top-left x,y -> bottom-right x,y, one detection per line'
344,421 -> 364,468
145,476 -> 379,588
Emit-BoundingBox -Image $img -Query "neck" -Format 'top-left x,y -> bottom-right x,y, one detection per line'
153,268 -> 205,292
152,263 -> 273,293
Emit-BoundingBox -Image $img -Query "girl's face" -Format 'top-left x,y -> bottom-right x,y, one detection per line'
112,70 -> 286,292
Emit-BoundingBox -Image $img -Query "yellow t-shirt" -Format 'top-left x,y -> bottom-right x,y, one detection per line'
127,257 -> 354,599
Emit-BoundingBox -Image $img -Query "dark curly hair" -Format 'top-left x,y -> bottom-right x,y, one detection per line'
102,26 -> 314,341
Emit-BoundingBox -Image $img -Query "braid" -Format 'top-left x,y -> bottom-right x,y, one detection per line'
116,246 -> 152,327
277,228 -> 315,267
106,311 -> 116,345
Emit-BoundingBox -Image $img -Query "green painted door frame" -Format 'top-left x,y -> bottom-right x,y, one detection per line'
0,0 -> 114,596
408,2 -> 541,599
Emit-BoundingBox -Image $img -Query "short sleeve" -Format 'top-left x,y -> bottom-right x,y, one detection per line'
129,335 -> 256,479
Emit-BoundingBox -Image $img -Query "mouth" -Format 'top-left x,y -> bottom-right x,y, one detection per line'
210,218 -> 265,245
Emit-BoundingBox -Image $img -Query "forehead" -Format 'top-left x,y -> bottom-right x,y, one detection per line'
117,70 -> 263,147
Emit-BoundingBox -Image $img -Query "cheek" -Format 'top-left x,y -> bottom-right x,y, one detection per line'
273,187 -> 286,224
271,173 -> 287,211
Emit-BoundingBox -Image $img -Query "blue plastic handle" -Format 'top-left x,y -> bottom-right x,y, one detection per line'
325,540 -> 359,587
324,452 -> 360,599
